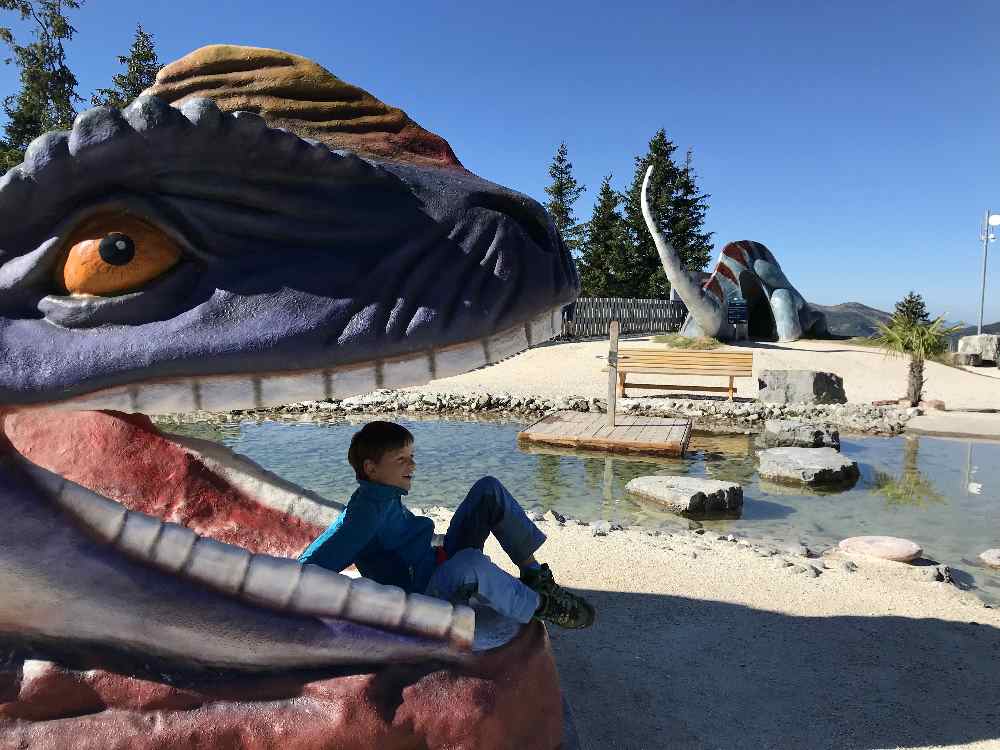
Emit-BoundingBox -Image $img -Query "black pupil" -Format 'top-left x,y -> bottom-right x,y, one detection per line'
98,233 -> 135,266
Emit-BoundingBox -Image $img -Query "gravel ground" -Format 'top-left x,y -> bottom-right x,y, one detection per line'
418,506 -> 1000,750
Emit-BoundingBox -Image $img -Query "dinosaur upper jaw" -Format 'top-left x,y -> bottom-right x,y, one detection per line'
8,303 -> 566,416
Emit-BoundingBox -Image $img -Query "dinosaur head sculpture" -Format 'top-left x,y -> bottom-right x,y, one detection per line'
0,45 -> 578,692
641,165 -> 827,342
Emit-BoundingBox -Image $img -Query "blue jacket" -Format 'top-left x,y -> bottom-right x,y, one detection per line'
297,480 -> 437,594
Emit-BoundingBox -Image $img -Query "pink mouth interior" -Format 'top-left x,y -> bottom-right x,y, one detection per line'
2,409 -> 325,557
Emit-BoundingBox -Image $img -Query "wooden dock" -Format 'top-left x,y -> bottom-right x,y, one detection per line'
517,411 -> 692,457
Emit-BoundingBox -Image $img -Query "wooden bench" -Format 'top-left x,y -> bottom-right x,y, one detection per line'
614,348 -> 754,399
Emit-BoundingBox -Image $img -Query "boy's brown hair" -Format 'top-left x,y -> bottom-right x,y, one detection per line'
347,421 -> 414,482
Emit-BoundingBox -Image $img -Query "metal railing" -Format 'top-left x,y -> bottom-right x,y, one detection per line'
561,297 -> 687,338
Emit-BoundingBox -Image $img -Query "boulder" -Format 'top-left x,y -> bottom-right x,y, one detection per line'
952,352 -> 982,367
957,334 -> 1000,363
625,476 -> 743,515
838,536 -> 922,562
757,370 -> 847,404
979,549 -> 1000,568
759,419 -> 840,450
757,447 -> 859,486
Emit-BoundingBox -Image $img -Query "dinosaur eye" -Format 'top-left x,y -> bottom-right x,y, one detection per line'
55,214 -> 183,296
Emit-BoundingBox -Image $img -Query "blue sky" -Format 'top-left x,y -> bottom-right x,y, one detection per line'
2,0 -> 998,323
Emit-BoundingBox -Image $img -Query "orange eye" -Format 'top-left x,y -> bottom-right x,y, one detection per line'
55,214 -> 183,296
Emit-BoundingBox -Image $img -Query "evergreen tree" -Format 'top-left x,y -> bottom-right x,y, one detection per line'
543,142 -> 585,255
620,129 -> 713,299
620,129 -> 680,299
577,175 -> 629,297
91,23 -> 160,109
0,0 -> 83,172
894,291 -> 930,326
670,148 -> 714,272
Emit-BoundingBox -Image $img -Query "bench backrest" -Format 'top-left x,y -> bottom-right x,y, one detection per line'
617,347 -> 753,377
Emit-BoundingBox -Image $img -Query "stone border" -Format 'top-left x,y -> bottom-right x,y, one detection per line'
153,389 -> 918,436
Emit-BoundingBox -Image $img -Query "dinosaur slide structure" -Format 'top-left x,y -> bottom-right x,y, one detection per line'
0,45 -> 578,748
641,168 -> 828,343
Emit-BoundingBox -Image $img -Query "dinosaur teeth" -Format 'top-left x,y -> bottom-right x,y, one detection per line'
184,536 -> 253,595
34,304 -> 566,416
14,459 -> 474,649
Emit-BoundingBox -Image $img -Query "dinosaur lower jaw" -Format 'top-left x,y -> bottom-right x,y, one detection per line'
0,442 -> 474,676
14,457 -> 474,648
27,305 -> 565,416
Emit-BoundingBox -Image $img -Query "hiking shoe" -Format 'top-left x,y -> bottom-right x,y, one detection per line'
533,588 -> 595,629
520,563 -> 559,596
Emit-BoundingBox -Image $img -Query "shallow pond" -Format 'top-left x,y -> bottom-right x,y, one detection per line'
161,414 -> 1000,605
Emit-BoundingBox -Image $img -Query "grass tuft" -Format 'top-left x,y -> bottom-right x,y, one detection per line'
650,334 -> 723,350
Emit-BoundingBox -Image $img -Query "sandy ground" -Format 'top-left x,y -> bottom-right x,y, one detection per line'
404,338 -> 1000,411
420,508 -> 1000,750
396,339 -> 1000,748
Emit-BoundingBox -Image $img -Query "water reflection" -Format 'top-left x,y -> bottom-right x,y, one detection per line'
872,436 -> 945,508
156,417 -> 1000,605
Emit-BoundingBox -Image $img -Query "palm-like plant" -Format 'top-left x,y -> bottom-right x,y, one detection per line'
874,314 -> 962,406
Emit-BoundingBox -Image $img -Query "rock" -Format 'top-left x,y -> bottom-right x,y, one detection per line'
838,536 -> 923,562
953,352 -> 982,367
757,447 -> 860,486
782,543 -> 811,558
530,511 -> 546,522
759,419 -> 841,450
757,370 -> 847,404
840,560 -> 858,572
624,476 -> 743,515
543,510 -> 565,526
591,521 -> 611,537
978,549 -> 1000,568
957,334 -> 1000,363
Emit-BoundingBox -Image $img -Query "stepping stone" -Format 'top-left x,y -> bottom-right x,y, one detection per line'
979,549 -> 1000,568
759,419 -> 840,450
838,536 -> 922,562
625,476 -> 743,515
757,447 -> 859,486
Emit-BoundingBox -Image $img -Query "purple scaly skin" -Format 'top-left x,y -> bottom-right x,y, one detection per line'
0,94 -> 578,672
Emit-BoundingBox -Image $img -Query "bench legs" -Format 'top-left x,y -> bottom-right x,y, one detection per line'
617,371 -> 626,398
728,376 -> 734,400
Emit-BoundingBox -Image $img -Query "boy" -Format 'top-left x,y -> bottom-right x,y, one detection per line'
298,420 -> 595,629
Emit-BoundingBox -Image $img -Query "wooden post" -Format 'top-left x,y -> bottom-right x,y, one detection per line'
607,320 -> 619,429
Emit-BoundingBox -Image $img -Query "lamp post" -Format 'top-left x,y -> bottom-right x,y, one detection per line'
979,210 -> 1000,335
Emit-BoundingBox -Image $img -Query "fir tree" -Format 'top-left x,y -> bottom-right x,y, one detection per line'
91,23 -> 160,109
543,142 -> 585,255
577,174 -> 629,297
894,291 -> 930,326
670,148 -> 714,273
620,129 -> 713,299
0,0 -> 83,172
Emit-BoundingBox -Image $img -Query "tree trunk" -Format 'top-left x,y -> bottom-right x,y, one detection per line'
907,357 -> 924,406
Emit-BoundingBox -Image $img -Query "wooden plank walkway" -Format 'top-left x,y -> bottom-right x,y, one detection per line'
517,410 -> 692,457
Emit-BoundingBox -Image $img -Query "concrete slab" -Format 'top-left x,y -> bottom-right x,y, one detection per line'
905,411 -> 1000,441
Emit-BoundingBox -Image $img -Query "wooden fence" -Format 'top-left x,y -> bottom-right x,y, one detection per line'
561,297 -> 688,338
